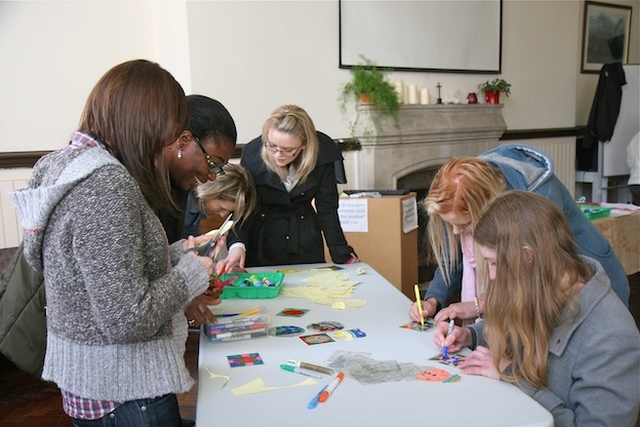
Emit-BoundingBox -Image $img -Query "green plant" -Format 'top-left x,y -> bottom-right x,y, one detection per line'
477,78 -> 511,96
338,55 -> 401,139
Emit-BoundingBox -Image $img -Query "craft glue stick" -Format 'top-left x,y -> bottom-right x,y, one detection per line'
288,359 -> 334,375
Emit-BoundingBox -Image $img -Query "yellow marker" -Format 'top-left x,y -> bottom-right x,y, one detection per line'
414,284 -> 424,327
238,308 -> 260,316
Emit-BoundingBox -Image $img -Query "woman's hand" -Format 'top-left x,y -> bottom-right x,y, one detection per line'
458,346 -> 511,380
183,293 -> 219,328
344,254 -> 360,264
434,301 -> 477,323
408,297 -> 438,322
216,247 -> 246,274
433,321 -> 471,354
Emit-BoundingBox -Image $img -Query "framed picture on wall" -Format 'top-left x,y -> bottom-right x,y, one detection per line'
581,1 -> 632,73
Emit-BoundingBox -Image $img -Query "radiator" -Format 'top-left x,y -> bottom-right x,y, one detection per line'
0,168 -> 32,249
500,138 -> 576,198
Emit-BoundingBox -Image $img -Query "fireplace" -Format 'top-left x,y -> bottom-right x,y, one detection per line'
339,103 -> 507,283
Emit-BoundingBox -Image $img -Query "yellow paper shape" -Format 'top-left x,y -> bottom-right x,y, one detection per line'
204,367 -> 231,388
231,377 -> 317,397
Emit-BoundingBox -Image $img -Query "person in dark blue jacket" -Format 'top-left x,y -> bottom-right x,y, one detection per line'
409,144 -> 630,325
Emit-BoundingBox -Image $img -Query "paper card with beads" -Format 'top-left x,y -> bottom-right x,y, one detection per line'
400,321 -> 436,332
429,353 -> 465,367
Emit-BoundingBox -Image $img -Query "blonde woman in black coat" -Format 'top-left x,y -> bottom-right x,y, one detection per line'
219,105 -> 358,269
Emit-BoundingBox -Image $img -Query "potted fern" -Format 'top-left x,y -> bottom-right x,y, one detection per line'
339,55 -> 400,140
478,78 -> 511,104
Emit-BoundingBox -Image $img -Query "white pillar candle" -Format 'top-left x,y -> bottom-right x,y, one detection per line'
420,88 -> 430,105
394,80 -> 404,104
408,84 -> 418,105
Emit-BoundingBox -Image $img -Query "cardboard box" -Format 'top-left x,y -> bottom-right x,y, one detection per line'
326,193 -> 418,299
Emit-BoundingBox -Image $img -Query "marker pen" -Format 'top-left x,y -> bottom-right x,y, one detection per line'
441,319 -> 455,358
307,385 -> 328,410
288,359 -> 334,375
318,372 -> 344,402
280,364 -> 322,379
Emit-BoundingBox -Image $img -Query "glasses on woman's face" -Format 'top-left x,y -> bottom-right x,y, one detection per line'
195,137 -> 227,177
264,140 -> 302,157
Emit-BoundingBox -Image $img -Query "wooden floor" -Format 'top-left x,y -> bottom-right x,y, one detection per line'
1,274 -> 639,426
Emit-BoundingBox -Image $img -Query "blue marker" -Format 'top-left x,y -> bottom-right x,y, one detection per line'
441,319 -> 455,359
307,385 -> 328,410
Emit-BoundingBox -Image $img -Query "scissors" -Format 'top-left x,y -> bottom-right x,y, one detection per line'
186,213 -> 233,257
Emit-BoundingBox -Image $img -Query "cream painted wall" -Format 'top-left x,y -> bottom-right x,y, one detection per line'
0,1 -> 158,152
0,0 -> 638,151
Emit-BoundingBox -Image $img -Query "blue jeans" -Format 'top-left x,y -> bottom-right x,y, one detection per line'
71,393 -> 182,427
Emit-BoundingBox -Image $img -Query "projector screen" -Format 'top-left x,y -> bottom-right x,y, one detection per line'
339,0 -> 502,73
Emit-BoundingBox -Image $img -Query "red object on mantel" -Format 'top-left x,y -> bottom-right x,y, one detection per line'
467,92 -> 478,104
484,91 -> 500,104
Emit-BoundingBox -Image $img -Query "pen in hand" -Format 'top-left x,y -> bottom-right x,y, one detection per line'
414,284 -> 424,327
441,319 -> 455,358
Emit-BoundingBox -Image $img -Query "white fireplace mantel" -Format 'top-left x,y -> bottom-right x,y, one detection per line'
341,104 -> 507,190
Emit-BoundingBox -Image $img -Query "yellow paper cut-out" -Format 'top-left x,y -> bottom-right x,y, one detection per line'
231,377 -> 317,397
204,367 -> 231,388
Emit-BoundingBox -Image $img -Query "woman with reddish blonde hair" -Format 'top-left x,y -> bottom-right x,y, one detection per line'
409,144 -> 629,325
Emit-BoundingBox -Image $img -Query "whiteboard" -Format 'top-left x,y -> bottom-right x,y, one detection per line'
339,0 -> 502,73
604,64 -> 640,177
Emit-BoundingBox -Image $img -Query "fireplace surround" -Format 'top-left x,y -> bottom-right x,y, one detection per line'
340,104 -> 507,191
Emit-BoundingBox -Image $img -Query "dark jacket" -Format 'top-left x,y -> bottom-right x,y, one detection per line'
228,132 -> 355,267
583,62 -> 627,148
0,244 -> 46,376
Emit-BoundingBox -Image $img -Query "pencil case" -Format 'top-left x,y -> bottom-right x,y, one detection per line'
218,272 -> 284,299
204,306 -> 270,343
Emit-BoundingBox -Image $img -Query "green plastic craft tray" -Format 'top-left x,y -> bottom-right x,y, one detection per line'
218,272 -> 284,299
579,205 -> 611,220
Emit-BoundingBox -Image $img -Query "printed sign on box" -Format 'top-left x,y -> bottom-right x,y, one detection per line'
336,199 -> 368,232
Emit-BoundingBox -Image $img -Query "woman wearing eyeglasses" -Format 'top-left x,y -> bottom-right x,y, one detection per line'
218,104 -> 358,269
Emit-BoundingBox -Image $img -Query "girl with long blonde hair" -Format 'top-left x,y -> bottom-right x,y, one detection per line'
434,191 -> 639,426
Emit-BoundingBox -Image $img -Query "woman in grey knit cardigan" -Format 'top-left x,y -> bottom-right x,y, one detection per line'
10,60 -> 217,426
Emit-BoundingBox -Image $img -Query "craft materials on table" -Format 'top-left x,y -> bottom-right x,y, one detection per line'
280,268 -> 364,309
415,368 -> 461,383
280,363 -> 323,379
307,385 -> 328,409
317,372 -> 345,402
269,325 -> 305,337
430,353 -> 466,367
205,306 -> 269,343
231,377 -> 317,397
227,353 -> 264,368
288,359 -> 334,375
299,333 -> 335,345
400,321 -> 436,332
325,350 -> 463,385
307,321 -> 344,332
218,272 -> 284,299
276,308 -> 309,317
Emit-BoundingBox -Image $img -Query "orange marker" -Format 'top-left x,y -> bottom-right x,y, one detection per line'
318,372 -> 344,403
